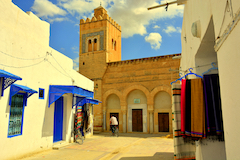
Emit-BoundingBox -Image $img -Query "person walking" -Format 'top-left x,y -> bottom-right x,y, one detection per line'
110,115 -> 118,135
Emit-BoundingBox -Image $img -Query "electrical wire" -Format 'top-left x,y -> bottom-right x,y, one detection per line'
47,51 -> 74,80
0,50 -> 74,81
51,55 -> 73,78
229,0 -> 234,18
169,62 -> 218,73
181,62 -> 218,74
217,0 -> 232,39
46,59 -> 73,79
0,59 -> 45,68
0,50 -> 46,60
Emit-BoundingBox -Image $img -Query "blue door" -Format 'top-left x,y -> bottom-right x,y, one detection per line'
53,97 -> 63,142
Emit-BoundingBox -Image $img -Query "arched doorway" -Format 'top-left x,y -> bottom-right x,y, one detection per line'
106,94 -> 121,132
154,91 -> 171,133
127,90 -> 147,132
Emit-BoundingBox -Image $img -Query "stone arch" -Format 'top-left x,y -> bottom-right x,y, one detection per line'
106,94 -> 121,109
150,85 -> 172,133
149,85 -> 171,105
123,85 -> 149,133
103,89 -> 122,110
154,91 -> 171,109
103,89 -> 123,132
122,84 -> 150,105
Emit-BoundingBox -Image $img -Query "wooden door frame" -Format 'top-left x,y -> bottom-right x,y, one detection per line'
132,109 -> 143,132
158,112 -> 169,132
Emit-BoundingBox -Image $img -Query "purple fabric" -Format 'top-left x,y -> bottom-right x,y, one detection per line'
203,74 -> 224,140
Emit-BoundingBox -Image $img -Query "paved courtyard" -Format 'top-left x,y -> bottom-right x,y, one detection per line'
20,132 -> 174,160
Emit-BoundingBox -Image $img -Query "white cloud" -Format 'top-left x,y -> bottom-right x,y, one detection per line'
73,57 -> 79,71
176,27 -> 182,33
108,0 -> 183,38
145,32 -> 162,50
163,25 -> 182,35
31,0 -> 67,18
71,46 -> 78,50
56,0 -> 183,38
71,46 -> 79,54
48,17 -> 68,23
153,25 -> 160,29
58,0 -> 113,17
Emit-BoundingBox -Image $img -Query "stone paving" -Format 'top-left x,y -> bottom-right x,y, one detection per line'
20,132 -> 174,160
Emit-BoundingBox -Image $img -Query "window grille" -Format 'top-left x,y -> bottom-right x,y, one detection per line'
8,94 -> 24,137
39,88 -> 44,99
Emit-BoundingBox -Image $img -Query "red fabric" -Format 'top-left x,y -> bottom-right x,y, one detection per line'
181,79 -> 187,136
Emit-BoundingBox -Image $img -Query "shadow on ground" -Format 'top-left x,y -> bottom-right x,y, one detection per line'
93,132 -> 172,139
119,152 -> 174,160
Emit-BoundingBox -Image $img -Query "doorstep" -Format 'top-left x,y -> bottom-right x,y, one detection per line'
52,141 -> 71,150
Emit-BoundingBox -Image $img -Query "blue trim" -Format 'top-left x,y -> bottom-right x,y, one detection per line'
49,85 -> 94,107
73,95 -> 101,107
0,69 -> 22,80
9,84 -> 38,106
53,97 -> 63,142
0,69 -> 22,96
39,88 -> 45,99
7,93 -> 26,138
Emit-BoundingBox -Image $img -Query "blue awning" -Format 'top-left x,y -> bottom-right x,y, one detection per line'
49,85 -> 94,107
73,95 -> 101,107
9,84 -> 38,106
0,69 -> 22,96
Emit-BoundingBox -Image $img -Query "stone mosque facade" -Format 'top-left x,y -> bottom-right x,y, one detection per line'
79,6 -> 180,133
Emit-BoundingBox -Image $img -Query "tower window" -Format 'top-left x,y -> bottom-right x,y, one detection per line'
88,39 -> 92,52
112,39 -> 114,50
93,38 -> 98,51
83,62 -> 85,65
115,41 -> 116,51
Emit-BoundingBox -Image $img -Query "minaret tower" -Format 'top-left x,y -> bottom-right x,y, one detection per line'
79,6 -> 121,131
79,6 -> 121,79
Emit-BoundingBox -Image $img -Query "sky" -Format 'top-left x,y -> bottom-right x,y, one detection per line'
12,0 -> 184,71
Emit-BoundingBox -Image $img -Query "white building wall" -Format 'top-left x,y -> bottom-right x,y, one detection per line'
180,0 -> 240,159
0,1 -> 94,160
216,22 -> 240,159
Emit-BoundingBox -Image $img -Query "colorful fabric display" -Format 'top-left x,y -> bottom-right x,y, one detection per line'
172,83 -> 196,160
76,106 -> 83,129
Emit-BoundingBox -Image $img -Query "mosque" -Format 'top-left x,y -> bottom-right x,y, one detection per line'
78,6 -> 180,134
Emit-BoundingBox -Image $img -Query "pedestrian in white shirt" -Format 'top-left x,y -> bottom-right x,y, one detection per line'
110,115 -> 118,135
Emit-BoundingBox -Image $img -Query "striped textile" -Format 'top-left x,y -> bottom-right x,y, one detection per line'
172,83 -> 196,160
76,106 -> 83,129
190,79 -> 206,139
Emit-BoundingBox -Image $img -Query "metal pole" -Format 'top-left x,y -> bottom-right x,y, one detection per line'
147,1 -> 177,10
